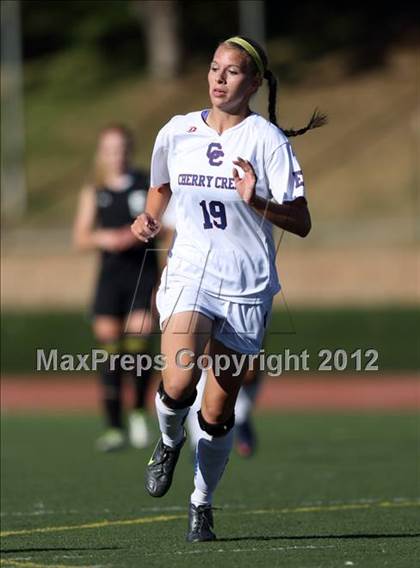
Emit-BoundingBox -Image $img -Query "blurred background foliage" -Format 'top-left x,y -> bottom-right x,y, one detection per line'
21,1 -> 419,73
9,0 -> 419,227
1,1 -> 419,373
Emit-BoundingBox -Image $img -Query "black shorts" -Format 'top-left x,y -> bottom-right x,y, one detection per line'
92,259 -> 159,317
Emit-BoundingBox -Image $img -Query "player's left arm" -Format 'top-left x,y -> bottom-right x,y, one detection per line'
233,157 -> 311,238
250,194 -> 311,237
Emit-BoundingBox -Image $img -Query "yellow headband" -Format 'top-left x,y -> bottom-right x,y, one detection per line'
225,36 -> 265,77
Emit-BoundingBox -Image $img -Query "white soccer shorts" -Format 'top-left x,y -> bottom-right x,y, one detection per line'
156,282 -> 272,355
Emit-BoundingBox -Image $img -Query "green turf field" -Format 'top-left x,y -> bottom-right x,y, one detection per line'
2,306 -> 420,373
1,412 -> 419,567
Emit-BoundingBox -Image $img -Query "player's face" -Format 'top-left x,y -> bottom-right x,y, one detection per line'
208,45 -> 260,113
96,131 -> 129,174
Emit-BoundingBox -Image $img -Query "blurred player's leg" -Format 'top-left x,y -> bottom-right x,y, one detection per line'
123,261 -> 158,448
235,368 -> 262,457
123,309 -> 155,449
94,316 -> 125,452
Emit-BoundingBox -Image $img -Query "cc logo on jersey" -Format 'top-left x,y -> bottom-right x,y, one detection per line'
206,142 -> 224,166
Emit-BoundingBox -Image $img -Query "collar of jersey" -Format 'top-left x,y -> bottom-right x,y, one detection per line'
199,109 -> 257,136
101,172 -> 134,193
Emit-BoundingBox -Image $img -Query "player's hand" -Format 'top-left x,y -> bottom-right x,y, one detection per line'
113,227 -> 139,251
233,157 -> 257,205
95,229 -> 128,252
131,212 -> 161,242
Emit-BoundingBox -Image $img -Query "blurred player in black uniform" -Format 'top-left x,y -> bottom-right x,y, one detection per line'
73,124 -> 158,451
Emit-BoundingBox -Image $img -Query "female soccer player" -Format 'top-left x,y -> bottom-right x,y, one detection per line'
73,125 -> 159,452
131,36 -> 325,541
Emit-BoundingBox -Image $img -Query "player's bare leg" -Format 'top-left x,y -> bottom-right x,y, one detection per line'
187,366 -> 261,458
145,311 -> 212,497
187,338 -> 248,542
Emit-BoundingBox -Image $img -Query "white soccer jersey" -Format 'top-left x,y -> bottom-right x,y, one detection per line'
151,110 -> 305,303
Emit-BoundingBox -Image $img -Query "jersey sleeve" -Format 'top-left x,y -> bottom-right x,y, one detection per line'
161,196 -> 176,229
265,140 -> 306,204
150,120 -> 172,187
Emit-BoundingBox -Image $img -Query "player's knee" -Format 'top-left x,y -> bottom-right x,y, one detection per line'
93,319 -> 122,341
125,310 -> 153,335
158,381 -> 197,409
201,400 -> 235,427
162,367 -> 198,399
197,408 -> 235,437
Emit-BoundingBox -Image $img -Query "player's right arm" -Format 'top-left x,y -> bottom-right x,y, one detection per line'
73,185 -> 126,252
131,183 -> 172,243
131,117 -> 175,243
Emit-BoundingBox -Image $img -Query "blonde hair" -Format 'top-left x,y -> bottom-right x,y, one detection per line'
91,124 -> 135,188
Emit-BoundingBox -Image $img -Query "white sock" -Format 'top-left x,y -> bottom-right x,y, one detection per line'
235,380 -> 260,425
185,370 -> 207,450
155,392 -> 189,448
190,424 -> 234,507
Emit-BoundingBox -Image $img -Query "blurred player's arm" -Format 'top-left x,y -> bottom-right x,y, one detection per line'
131,183 -> 172,243
72,186 -> 135,252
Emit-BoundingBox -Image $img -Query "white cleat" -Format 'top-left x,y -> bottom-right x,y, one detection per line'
129,410 -> 151,449
95,428 -> 126,452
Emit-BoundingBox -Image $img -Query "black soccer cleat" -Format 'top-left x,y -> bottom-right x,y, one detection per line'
145,433 -> 186,497
186,503 -> 216,542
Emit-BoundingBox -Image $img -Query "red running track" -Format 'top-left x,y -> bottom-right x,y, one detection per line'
1,373 -> 419,412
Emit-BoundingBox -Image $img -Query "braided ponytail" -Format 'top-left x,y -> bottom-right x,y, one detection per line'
264,69 -> 278,127
264,69 -> 327,136
223,36 -> 328,137
282,108 -> 328,137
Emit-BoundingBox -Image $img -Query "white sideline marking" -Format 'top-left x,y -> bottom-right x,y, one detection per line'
146,544 -> 337,556
0,497 -> 410,518
0,560 -> 106,568
0,505 -> 189,517
2,499 -> 419,538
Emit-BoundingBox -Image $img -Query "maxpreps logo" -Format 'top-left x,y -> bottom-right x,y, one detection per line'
206,142 -> 224,166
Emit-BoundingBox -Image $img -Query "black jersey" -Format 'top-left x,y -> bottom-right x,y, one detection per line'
95,169 -> 157,266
